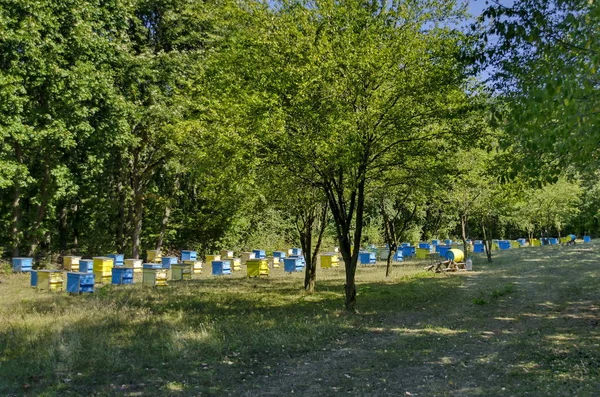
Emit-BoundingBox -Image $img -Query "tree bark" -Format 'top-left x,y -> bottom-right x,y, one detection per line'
131,153 -> 143,260
481,220 -> 492,263
28,163 -> 51,257
11,142 -> 22,257
59,203 -> 68,253
156,204 -> 171,251
116,171 -> 127,253
461,213 -> 468,259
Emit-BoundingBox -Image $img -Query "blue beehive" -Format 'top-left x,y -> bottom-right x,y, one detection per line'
402,246 -> 415,257
517,238 -> 527,246
393,250 -> 403,262
290,247 -> 302,256
161,256 -> 178,269
584,236 -> 591,243
549,238 -> 559,245
431,239 -> 440,245
438,245 -> 451,258
252,249 -> 266,259
30,270 -> 38,287
273,251 -> 286,259
400,242 -> 411,248
359,251 -> 376,265
66,272 -> 95,293
107,254 -> 124,266
181,250 -> 197,261
473,243 -> 485,253
112,267 -> 134,285
212,260 -> 231,276
444,239 -> 452,245
284,257 -> 304,273
12,257 -> 33,272
498,240 -> 511,250
568,234 -> 576,242
79,259 -> 94,273
288,254 -> 306,267
418,242 -> 431,250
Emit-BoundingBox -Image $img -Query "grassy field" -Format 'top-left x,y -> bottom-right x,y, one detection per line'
1,244 -> 599,396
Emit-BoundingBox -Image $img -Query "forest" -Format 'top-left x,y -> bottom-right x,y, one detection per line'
1,0 -> 600,309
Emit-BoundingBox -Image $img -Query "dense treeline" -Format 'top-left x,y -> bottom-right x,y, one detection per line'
1,0 -> 599,309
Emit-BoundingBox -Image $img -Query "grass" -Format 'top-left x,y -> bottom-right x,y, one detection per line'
1,244 -> 599,396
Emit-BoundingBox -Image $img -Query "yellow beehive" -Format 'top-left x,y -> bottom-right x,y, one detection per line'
124,258 -> 143,273
93,257 -> 113,283
321,254 -> 340,269
510,241 -> 520,249
142,268 -> 168,287
184,260 -> 202,274
205,254 -> 220,264
267,256 -> 280,269
220,250 -> 234,258
147,250 -> 162,263
240,252 -> 255,265
246,259 -> 269,277
492,242 -> 499,251
230,258 -> 241,271
63,256 -> 81,272
416,248 -> 429,260
530,239 -> 541,247
37,270 -> 64,292
171,263 -> 192,281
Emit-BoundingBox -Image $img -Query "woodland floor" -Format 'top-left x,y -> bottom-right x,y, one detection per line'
0,244 -> 598,396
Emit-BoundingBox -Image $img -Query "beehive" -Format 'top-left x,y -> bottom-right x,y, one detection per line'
517,238 -> 527,246
37,270 -> 64,292
240,252 -> 255,265
288,248 -> 302,256
171,263 -> 192,281
230,258 -> 242,271
212,260 -> 231,276
183,260 -> 202,274
93,257 -> 114,283
124,258 -> 143,273
147,250 -> 162,263
530,238 -> 541,247
416,248 -> 429,259
359,251 -> 376,265
206,254 -> 221,264
273,251 -> 286,260
30,270 -> 38,287
112,267 -> 134,285
107,254 -> 124,267
377,247 -> 390,261
437,245 -> 451,258
431,239 -> 440,245
498,240 -> 511,250
12,257 -> 33,272
246,259 -> 269,277
393,250 -> 403,262
473,243 -> 485,253
142,264 -> 168,287
79,259 -> 94,273
584,236 -> 591,243
444,239 -> 452,245
418,242 -> 431,250
161,256 -> 178,269
252,249 -> 266,259
181,250 -> 197,261
66,272 -> 94,294
284,257 -> 303,273
320,254 -> 340,269
63,256 -> 81,271
510,240 -> 520,249
220,250 -> 234,258
402,246 -> 415,257
268,256 -> 281,269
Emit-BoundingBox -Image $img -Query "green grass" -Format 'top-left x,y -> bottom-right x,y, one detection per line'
1,244 -> 599,396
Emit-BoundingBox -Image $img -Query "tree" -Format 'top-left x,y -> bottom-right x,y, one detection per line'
220,0 -> 474,310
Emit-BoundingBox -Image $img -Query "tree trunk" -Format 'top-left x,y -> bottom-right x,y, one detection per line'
73,201 -> 79,250
303,203 -> 328,293
156,204 -> 171,251
481,220 -> 492,263
385,246 -> 396,278
461,213 -> 468,260
59,203 -> 68,253
11,143 -> 22,257
345,175 -> 366,312
116,172 -> 127,253
131,153 -> 144,260
28,164 -> 51,257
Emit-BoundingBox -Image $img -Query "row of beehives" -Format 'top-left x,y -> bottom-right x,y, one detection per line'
372,234 -> 591,261
12,248 -> 343,293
